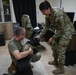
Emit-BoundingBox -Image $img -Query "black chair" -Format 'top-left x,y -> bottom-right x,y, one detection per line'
0,32 -> 5,46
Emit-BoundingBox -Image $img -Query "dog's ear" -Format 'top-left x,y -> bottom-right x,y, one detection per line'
26,38 -> 40,46
31,38 -> 40,46
26,40 -> 35,46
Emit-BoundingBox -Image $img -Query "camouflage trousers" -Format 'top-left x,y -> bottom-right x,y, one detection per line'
51,37 -> 71,64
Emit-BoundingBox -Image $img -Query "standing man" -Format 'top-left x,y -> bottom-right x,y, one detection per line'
8,27 -> 33,75
36,1 -> 74,74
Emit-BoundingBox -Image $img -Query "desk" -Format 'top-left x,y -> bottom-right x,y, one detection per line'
65,32 -> 76,66
0,22 -> 13,40
67,32 -> 76,51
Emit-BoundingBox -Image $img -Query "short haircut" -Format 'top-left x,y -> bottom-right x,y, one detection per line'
39,1 -> 52,11
14,27 -> 26,36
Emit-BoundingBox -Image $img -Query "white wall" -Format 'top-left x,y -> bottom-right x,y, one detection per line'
51,0 -> 60,8
36,0 -> 45,23
62,0 -> 76,21
10,0 -> 16,22
51,0 -> 76,21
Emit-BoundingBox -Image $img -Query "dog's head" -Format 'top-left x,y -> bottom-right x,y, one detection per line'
26,38 -> 40,46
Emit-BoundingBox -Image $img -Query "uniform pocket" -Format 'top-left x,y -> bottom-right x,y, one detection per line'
59,37 -> 70,47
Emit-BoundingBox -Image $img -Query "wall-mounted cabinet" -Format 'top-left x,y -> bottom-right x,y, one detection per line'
0,0 -> 12,22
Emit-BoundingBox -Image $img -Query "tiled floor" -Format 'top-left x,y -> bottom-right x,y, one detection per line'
0,41 -> 9,56
0,40 -> 76,75
40,42 -> 76,75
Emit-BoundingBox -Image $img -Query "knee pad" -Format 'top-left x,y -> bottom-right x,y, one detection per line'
30,52 -> 41,62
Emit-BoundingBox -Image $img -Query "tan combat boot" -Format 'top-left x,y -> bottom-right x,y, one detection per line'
48,60 -> 58,66
52,63 -> 65,74
8,63 -> 16,74
48,53 -> 58,66
48,57 -> 58,66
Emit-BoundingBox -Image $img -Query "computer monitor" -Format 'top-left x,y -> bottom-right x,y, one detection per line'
74,21 -> 76,31
66,12 -> 75,23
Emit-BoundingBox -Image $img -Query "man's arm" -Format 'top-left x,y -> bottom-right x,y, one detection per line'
39,17 -> 50,38
8,42 -> 33,60
12,47 -> 33,60
52,13 -> 64,40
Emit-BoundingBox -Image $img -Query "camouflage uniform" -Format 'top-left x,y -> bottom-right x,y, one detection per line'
21,14 -> 34,39
39,8 -> 74,64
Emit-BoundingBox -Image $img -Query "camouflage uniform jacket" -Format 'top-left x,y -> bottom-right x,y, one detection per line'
39,8 -> 74,40
21,15 -> 34,39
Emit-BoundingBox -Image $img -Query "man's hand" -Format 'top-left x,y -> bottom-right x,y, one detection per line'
48,38 -> 53,44
29,47 -> 33,55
